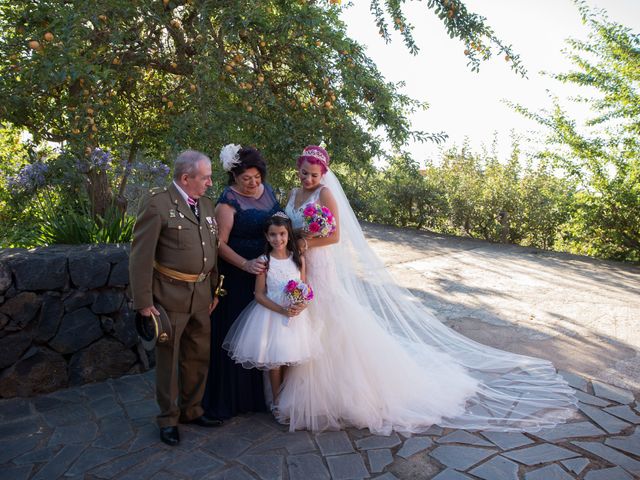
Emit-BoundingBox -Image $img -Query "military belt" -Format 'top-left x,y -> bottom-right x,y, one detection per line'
153,261 -> 209,283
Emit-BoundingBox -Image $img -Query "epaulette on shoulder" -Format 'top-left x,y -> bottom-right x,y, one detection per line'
148,186 -> 168,196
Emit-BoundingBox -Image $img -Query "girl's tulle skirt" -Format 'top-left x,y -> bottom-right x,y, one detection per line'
223,300 -> 320,370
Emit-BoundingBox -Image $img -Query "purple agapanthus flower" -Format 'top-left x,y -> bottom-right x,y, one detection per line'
89,147 -> 113,172
133,160 -> 171,180
6,162 -> 49,195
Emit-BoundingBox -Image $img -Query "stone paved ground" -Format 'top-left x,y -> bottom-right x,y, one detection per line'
1,224 -> 639,479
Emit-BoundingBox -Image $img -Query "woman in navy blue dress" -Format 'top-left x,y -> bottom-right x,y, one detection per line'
202,146 -> 281,420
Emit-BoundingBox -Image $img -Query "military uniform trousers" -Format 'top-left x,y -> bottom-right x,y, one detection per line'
156,300 -> 211,428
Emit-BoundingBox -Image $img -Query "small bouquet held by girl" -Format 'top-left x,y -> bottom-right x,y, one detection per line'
222,212 -> 320,415
285,279 -> 314,306
302,203 -> 336,237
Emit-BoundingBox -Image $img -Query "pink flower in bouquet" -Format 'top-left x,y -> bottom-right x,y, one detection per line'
303,205 -> 317,217
308,222 -> 321,233
285,280 -> 298,293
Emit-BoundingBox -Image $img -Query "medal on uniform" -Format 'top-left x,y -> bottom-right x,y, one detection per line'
206,216 -> 218,236
169,209 -> 176,218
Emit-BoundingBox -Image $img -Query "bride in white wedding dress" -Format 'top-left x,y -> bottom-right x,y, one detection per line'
277,145 -> 576,435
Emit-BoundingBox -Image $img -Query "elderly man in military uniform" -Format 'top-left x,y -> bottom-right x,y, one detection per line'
130,150 -> 222,446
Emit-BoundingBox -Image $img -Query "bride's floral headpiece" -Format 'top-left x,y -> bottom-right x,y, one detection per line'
297,145 -> 330,173
219,144 -> 242,172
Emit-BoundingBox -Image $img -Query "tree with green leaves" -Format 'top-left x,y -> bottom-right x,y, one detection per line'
514,1 -> 640,261
0,0 -> 521,199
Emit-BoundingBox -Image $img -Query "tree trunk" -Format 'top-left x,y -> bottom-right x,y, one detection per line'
87,169 -> 113,218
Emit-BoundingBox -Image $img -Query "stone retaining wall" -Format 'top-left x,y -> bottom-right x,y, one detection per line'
0,245 -> 151,398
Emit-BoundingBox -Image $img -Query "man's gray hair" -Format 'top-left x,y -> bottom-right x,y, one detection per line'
173,150 -> 211,180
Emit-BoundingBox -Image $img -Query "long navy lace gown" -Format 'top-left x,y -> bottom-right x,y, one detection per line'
202,184 -> 280,419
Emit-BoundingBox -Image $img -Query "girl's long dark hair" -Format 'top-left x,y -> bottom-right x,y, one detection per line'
263,213 -> 302,270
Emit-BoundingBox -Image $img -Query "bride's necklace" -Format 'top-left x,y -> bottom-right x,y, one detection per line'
294,187 -> 320,210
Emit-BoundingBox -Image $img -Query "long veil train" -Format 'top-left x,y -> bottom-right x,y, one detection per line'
310,170 -> 577,432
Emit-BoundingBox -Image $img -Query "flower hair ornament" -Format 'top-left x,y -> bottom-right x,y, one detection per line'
219,144 -> 242,171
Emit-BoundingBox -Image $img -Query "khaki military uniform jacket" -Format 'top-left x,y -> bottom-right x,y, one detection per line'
130,183 -> 218,314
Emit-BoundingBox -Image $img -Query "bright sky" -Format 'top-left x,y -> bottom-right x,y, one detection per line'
341,0 -> 640,165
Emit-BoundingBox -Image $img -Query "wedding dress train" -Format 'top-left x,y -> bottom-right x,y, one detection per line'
278,171 -> 576,434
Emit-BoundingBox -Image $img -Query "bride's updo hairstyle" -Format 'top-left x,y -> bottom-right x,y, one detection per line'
227,146 -> 267,185
297,145 -> 330,174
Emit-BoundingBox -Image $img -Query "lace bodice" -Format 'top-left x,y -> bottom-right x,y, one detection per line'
285,187 -> 324,229
217,184 -> 281,259
266,255 -> 302,305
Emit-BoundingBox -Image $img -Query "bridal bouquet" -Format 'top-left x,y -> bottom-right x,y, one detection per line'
284,280 -> 314,306
302,203 -> 336,237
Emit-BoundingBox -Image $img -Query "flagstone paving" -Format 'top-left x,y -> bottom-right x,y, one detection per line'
0,369 -> 638,479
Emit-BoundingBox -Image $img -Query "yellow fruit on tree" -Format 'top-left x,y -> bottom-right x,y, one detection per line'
44,32 -> 54,42
190,83 -> 197,92
28,40 -> 41,50
92,125 -> 98,132
170,19 -> 181,29
163,0 -> 170,6
246,105 -> 253,112
72,129 -> 80,134
86,108 -> 94,115
259,41 -> 266,47
98,14 -> 107,22
167,101 -> 174,108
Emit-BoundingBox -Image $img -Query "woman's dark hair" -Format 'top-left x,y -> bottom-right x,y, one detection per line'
227,146 -> 267,185
263,213 -> 302,270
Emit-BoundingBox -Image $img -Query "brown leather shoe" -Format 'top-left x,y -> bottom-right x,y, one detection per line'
159,426 -> 179,446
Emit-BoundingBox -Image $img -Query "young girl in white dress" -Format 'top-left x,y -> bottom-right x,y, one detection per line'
223,212 -> 317,410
